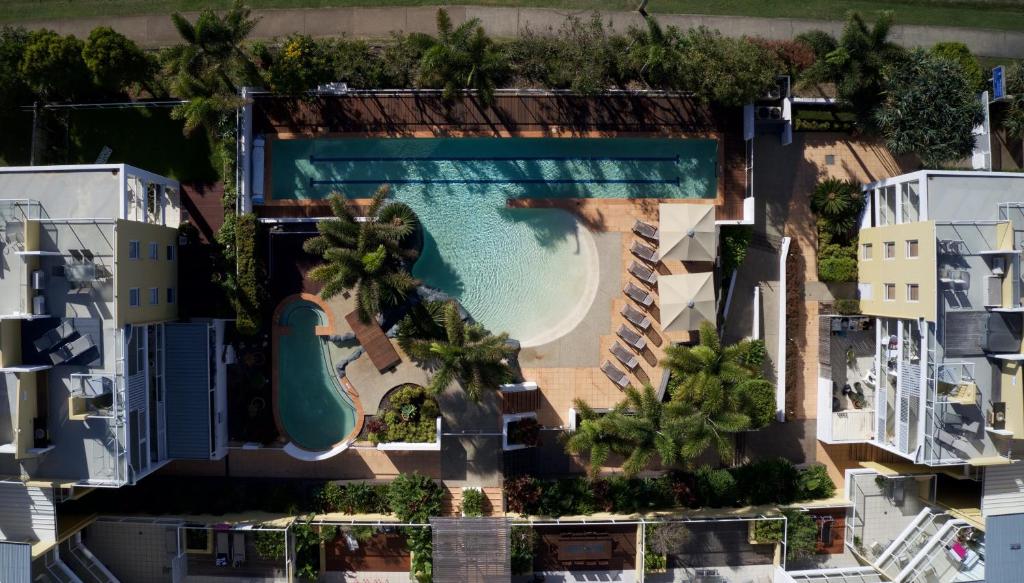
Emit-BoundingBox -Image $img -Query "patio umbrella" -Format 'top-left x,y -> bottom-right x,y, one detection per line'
658,203 -> 717,262
659,272 -> 716,332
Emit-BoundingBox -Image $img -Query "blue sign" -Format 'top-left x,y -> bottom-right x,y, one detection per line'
994,65 -> 1006,100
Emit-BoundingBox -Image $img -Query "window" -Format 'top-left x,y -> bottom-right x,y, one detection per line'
129,288 -> 141,307
862,243 -> 873,260
166,287 -> 175,304
128,240 -> 140,260
149,287 -> 159,305
884,283 -> 896,301
148,242 -> 159,260
906,240 -> 919,258
884,242 -> 896,259
166,244 -> 175,261
907,283 -> 920,302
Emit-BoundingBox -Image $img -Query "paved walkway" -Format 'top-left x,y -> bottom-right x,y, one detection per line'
13,5 -> 1024,57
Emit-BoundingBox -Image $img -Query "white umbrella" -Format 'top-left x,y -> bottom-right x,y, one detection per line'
658,204 -> 717,262
659,272 -> 716,332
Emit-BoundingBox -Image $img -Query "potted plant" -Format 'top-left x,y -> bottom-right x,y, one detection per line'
508,417 -> 541,447
460,487 -> 487,517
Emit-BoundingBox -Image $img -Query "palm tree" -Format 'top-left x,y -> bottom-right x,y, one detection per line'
625,17 -> 681,89
662,322 -> 763,405
303,187 -> 420,322
403,301 -> 515,401
164,1 -> 260,134
810,178 -> 864,239
823,12 -> 905,125
565,385 -> 689,477
418,9 -> 505,104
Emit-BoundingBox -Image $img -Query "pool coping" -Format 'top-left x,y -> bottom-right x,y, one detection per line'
272,292 -> 365,458
257,130 -> 726,210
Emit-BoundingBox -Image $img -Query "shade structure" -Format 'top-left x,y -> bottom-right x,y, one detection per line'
658,203 -> 717,261
659,272 -> 716,332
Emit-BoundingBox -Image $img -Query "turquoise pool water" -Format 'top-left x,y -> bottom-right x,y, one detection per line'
276,299 -> 356,451
271,138 -> 716,343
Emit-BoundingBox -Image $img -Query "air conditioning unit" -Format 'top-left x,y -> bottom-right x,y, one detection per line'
32,295 -> 46,316
31,269 -> 45,290
756,106 -> 783,121
760,76 -> 791,101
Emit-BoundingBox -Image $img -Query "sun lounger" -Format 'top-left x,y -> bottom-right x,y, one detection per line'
33,320 -> 76,353
623,282 -> 654,307
609,342 -> 639,369
632,220 -> 659,241
630,241 -> 659,263
215,532 -> 229,567
48,334 -> 95,365
601,360 -> 631,388
232,532 -> 246,567
628,261 -> 657,285
620,304 -> 651,330
616,324 -> 646,351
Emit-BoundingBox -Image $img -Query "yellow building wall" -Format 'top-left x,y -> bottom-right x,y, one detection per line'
15,372 -> 38,459
858,221 -> 937,321
114,219 -> 178,326
0,319 -> 22,368
1002,361 -> 1023,438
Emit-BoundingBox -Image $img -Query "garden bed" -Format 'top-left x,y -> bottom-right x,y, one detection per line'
502,413 -> 541,451
368,384 -> 441,451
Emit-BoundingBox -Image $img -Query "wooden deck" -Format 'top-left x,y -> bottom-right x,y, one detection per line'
324,532 -> 410,573
533,525 -> 637,572
344,309 -> 402,372
180,181 -> 225,244
251,93 -> 748,221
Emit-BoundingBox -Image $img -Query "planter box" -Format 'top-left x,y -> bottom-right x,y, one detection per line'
502,412 -> 538,451
376,417 -> 442,451
461,486 -> 483,517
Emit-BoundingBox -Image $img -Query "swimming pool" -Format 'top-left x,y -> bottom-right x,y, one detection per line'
275,298 -> 357,451
269,137 -> 716,343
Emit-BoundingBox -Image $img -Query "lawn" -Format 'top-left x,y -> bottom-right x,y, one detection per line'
4,0 -> 1024,32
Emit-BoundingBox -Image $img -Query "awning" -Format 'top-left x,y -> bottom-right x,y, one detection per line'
659,204 -> 716,262
659,272 -> 716,332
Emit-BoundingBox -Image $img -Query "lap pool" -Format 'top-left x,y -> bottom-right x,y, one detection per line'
275,298 -> 357,451
269,137 -> 717,344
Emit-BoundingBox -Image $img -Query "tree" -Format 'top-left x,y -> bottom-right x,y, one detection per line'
264,34 -> 333,95
821,12 -> 904,125
82,27 -> 153,94
20,29 -> 90,100
811,177 -> 864,238
0,27 -> 30,115
875,49 -> 984,168
303,187 -> 419,322
930,42 -> 983,92
565,385 -> 690,476
403,300 -> 515,401
164,0 -> 259,134
1002,62 -> 1024,140
622,17 -> 682,89
418,9 -> 505,104
386,473 -> 444,522
677,27 -> 779,106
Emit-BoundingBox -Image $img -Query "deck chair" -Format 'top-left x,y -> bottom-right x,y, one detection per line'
628,261 -> 658,285
632,220 -> 659,241
620,304 -> 651,330
616,324 -> 647,351
623,282 -> 654,307
215,532 -> 229,567
609,342 -> 639,369
601,360 -> 630,388
231,532 -> 246,567
630,241 -> 659,263
33,320 -> 76,353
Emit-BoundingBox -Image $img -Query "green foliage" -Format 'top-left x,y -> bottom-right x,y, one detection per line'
833,298 -> 861,315
510,526 -> 537,575
930,42 -> 983,91
233,212 -> 264,336
720,225 -> 752,273
317,481 -> 390,514
742,339 -> 767,369
265,34 -> 333,95
370,385 -> 440,445
292,519 -> 331,580
253,530 -> 287,560
82,27 -> 152,94
876,48 -> 984,168
460,488 -> 487,517
1002,62 -> 1024,139
0,26 -> 31,125
504,475 -> 543,516
644,549 -> 668,573
811,178 -> 864,240
20,29 -> 89,99
645,522 -> 691,555
752,519 -> 784,543
405,526 -> 433,583
794,29 -> 837,62
783,510 -> 819,561
417,9 -> 506,104
797,464 -> 836,500
387,473 -> 443,523
694,465 -> 738,507
818,243 -> 859,283
678,28 -> 779,106
733,458 -> 799,505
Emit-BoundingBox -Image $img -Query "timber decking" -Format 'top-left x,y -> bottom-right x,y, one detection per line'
344,310 -> 402,372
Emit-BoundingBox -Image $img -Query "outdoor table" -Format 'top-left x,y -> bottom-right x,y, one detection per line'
556,537 -> 612,562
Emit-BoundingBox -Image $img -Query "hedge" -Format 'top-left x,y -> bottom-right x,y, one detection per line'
233,212 -> 263,335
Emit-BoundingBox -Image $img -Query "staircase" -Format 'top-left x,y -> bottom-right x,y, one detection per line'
440,486 -> 504,516
59,533 -> 120,583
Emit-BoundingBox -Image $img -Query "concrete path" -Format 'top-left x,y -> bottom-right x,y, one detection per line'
12,5 -> 1024,57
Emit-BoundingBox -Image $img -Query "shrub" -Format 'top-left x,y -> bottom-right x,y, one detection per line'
253,529 -> 286,560
668,471 -> 698,507
538,477 -> 597,517
752,518 -> 784,543
751,38 -> 816,78
833,298 -> 861,315
508,417 -> 541,447
797,464 -> 836,500
733,458 -> 799,506
318,482 -> 345,513
794,30 -> 837,61
644,548 -> 668,573
341,482 -> 389,514
720,225 -> 752,273
694,466 -> 738,507
505,475 -> 542,516
679,29 -> 779,106
405,526 -> 433,583
818,249 -> 858,283
784,510 -> 819,561
387,473 -> 443,523
233,213 -> 264,336
510,526 -> 537,575
930,41 -> 983,92
371,385 -> 439,445
742,339 -> 768,369
460,488 -> 487,517
265,34 -> 334,95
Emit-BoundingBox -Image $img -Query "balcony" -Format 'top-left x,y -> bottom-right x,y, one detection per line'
817,316 -> 876,443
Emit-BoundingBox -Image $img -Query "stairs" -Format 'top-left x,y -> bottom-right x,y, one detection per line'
440,486 -> 504,516
59,534 -> 120,583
